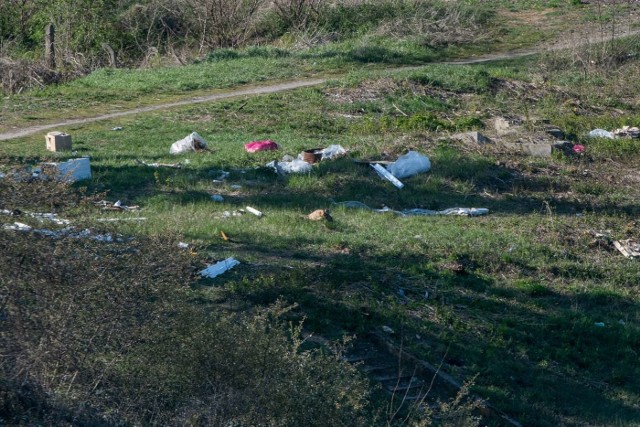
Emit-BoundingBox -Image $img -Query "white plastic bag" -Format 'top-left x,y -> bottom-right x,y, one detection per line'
170,132 -> 208,154
266,159 -> 312,174
386,151 -> 431,179
587,129 -> 614,139
318,144 -> 346,160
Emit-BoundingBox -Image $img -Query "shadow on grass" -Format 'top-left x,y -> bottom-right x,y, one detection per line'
197,225 -> 640,427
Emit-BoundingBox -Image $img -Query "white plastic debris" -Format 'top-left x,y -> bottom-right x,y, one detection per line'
318,144 -> 347,160
1,209 -> 71,225
41,157 -> 92,182
266,159 -> 312,174
200,257 -> 240,279
170,131 -> 208,154
386,151 -> 431,179
613,239 -> 640,258
382,325 -> 395,334
3,222 -> 113,241
246,206 -> 263,217
334,201 -> 489,217
371,163 -> 404,188
177,242 -> 190,249
3,222 -> 32,231
588,129 -> 615,139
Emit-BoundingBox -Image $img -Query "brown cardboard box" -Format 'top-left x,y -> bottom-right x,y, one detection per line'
46,131 -> 72,152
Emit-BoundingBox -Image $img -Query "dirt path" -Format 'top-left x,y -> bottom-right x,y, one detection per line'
1,27 -> 639,142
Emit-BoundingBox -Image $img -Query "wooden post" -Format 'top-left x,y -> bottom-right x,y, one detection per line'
45,24 -> 55,69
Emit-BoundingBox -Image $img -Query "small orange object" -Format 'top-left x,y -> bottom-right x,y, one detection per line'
220,230 -> 229,241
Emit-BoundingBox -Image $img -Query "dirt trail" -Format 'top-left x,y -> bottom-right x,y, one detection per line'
1,27 -> 639,141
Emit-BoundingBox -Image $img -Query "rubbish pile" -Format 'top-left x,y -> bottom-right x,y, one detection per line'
265,144 -> 347,175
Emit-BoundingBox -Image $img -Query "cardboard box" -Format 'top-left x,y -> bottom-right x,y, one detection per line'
46,131 -> 72,152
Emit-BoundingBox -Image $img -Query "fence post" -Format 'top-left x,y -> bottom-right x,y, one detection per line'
45,23 -> 55,69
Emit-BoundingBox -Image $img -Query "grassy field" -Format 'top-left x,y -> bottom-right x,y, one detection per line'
2,3 -> 640,427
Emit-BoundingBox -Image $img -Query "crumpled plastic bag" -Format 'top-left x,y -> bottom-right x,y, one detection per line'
318,144 -> 346,160
587,129 -> 614,139
245,140 -> 279,153
266,159 -> 312,174
170,132 -> 208,154
386,151 -> 431,179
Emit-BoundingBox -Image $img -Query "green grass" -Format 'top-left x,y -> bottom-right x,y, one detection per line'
3,17 -> 640,427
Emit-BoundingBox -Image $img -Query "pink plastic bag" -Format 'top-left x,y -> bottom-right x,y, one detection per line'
244,140 -> 279,153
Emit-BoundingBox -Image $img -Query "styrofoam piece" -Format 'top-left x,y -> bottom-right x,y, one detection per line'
200,257 -> 240,279
42,157 -> 92,182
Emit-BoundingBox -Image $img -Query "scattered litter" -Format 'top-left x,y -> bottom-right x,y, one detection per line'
230,184 -> 243,190
111,127 -> 123,131
306,209 -> 333,221
170,131 -> 208,154
397,288 -> 405,298
3,222 -> 32,232
266,158 -> 312,174
220,231 -> 230,241
211,195 -> 224,202
200,257 -> 240,279
96,217 -> 147,222
39,157 -> 92,182
371,163 -> 404,189
570,144 -> 585,154
613,239 -> 640,259
3,222 -> 113,242
334,201 -> 489,217
222,210 -> 244,218
613,126 -> 640,138
245,139 -> 278,153
588,129 -> 615,139
618,319 -> 626,326
46,131 -> 72,152
1,209 -> 70,225
246,206 -> 263,217
95,200 -> 141,211
135,159 -> 182,169
177,242 -> 190,249
386,151 -> 431,179
594,322 -> 605,328
303,148 -> 323,164
318,144 -> 347,161
382,326 -> 395,334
